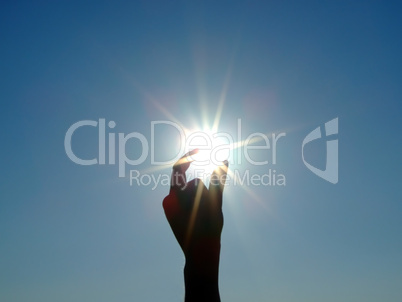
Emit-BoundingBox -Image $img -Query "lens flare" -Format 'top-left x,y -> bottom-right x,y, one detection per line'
184,129 -> 230,179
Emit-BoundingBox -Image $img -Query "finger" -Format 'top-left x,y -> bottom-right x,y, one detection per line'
173,149 -> 199,170
209,160 -> 229,207
170,149 -> 199,191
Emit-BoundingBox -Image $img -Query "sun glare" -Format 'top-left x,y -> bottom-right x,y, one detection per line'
184,128 -> 230,180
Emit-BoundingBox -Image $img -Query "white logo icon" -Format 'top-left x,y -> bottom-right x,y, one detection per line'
302,118 -> 338,184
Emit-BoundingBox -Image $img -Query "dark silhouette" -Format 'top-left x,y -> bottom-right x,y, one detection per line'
163,149 -> 228,302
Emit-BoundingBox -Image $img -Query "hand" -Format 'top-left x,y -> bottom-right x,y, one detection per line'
163,149 -> 228,302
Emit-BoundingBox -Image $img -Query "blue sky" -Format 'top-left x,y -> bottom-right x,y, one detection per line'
1,1 -> 401,301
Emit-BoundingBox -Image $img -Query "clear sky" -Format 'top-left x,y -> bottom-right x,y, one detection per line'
1,1 -> 401,301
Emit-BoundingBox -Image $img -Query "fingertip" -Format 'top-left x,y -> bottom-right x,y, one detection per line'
189,148 -> 199,156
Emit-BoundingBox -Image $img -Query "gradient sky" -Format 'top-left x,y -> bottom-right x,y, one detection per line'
1,1 -> 401,301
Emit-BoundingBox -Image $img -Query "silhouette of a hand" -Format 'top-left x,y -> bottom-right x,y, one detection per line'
163,149 -> 228,302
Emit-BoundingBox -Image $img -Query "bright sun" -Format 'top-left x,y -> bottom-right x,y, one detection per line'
183,128 -> 231,180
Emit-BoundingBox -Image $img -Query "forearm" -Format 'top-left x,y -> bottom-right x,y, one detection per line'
184,260 -> 220,302
183,242 -> 221,302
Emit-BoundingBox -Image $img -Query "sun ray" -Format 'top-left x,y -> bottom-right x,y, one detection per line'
222,125 -> 302,156
113,60 -> 302,216
119,67 -> 191,134
212,56 -> 234,133
224,167 -> 269,211
139,163 -> 172,175
149,99 -> 191,134
185,182 -> 205,248
190,38 -> 209,132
